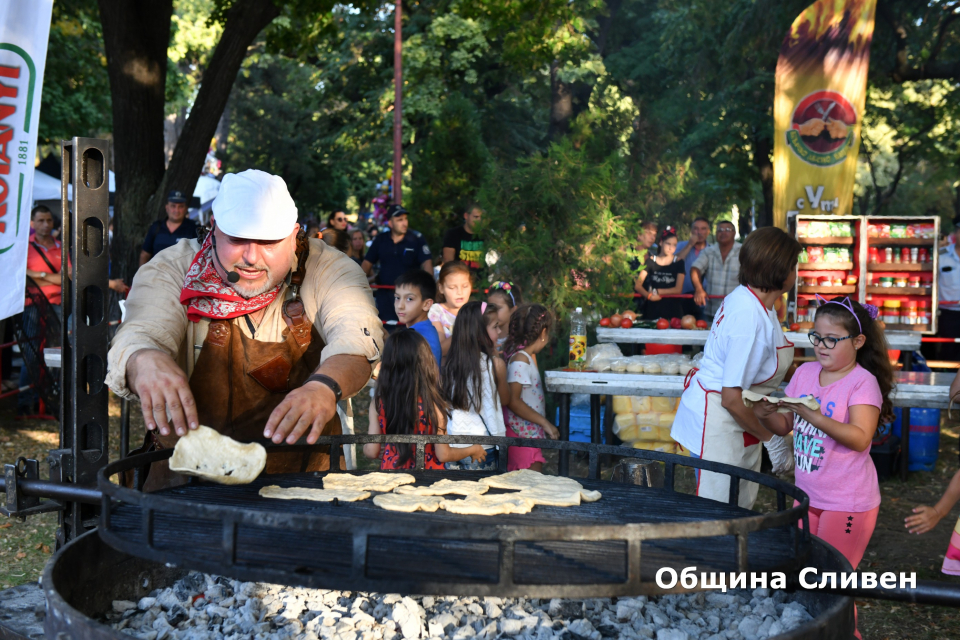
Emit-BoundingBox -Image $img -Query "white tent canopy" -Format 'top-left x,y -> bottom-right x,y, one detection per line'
32,169 -> 116,202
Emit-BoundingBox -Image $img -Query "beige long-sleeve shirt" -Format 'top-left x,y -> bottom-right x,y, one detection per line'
106,237 -> 383,400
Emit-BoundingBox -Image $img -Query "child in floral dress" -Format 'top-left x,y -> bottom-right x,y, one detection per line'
502,304 -> 559,471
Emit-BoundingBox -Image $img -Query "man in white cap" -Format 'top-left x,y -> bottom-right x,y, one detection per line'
106,170 -> 383,488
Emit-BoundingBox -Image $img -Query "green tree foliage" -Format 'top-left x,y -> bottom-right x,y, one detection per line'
407,94 -> 491,245
38,0 -> 112,145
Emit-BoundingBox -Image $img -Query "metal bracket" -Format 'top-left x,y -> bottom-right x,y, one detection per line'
1,458 -> 62,520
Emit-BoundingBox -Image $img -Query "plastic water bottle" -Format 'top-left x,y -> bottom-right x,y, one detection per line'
569,307 -> 587,370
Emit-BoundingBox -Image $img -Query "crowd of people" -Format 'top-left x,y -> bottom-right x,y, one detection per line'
10,175 -> 960,595
360,256 -> 560,473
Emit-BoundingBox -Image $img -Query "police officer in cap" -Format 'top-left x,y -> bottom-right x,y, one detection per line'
139,189 -> 199,266
361,204 -> 433,324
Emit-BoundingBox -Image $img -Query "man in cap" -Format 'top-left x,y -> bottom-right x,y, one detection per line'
108,170 -> 383,489
361,204 -> 433,324
139,189 -> 199,266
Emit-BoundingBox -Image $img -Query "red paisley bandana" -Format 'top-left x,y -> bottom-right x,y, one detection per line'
179,233 -> 283,322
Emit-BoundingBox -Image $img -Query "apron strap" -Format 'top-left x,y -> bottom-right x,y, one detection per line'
683,367 -> 699,391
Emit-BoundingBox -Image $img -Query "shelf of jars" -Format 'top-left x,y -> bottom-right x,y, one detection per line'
790,214 -> 940,334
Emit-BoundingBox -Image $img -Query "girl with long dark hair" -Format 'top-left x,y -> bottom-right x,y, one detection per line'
635,228 -> 685,320
363,330 -> 486,469
441,302 -> 509,470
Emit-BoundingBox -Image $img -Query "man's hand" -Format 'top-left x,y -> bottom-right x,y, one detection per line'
264,381 -> 338,445
127,349 -> 199,437
693,286 -> 707,307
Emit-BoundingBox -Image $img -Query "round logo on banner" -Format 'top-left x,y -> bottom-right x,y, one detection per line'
786,90 -> 857,167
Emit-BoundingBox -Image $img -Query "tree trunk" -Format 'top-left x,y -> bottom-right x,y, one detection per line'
752,133 -> 774,228
548,61 -> 573,141
98,0 -> 172,282
150,0 -> 280,237
99,0 -> 280,282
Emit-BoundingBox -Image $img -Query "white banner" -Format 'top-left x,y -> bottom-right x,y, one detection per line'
0,0 -> 53,320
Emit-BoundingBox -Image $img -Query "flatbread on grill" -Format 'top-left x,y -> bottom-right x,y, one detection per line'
480,469 -> 582,492
395,479 -> 489,496
741,390 -> 820,414
517,484 -> 603,506
259,485 -> 370,502
168,425 -> 266,485
439,493 -> 535,516
373,493 -> 443,513
322,472 -> 415,493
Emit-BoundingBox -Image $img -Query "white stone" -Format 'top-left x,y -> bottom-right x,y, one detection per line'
113,600 -> 138,613
484,603 -> 502,619
655,630 -> 688,640
500,618 -> 523,636
138,597 -> 158,611
391,597 -> 424,640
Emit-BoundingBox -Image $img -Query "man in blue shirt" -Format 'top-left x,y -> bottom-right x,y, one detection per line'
139,190 -> 198,266
675,217 -> 711,319
361,205 -> 433,323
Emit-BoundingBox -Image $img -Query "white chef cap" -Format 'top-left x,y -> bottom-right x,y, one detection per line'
212,169 -> 298,240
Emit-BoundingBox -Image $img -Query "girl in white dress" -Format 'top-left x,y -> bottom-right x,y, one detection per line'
441,301 -> 509,470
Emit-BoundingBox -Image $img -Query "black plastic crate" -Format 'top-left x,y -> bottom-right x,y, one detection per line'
870,434 -> 900,482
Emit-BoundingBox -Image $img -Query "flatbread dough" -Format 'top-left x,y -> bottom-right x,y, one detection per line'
480,469 -> 582,492
322,472 -> 416,492
395,479 -> 489,496
741,390 -> 820,414
259,485 -> 370,502
373,493 -> 443,512
518,484 -> 603,506
440,493 -> 535,516
168,425 -> 266,485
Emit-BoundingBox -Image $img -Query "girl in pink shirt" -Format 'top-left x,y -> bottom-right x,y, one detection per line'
753,296 -> 894,639
754,297 -> 895,558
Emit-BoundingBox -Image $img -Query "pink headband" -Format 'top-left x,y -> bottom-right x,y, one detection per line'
814,294 -> 878,334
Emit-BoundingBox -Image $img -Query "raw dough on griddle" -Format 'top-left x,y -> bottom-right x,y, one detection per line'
395,479 -> 489,496
373,493 -> 442,512
440,493 -> 535,515
480,469 -> 583,492
741,390 -> 820,414
168,425 -> 266,485
259,485 -> 370,502
322,472 -> 415,492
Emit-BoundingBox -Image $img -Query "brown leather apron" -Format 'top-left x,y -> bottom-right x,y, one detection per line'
141,238 -> 342,491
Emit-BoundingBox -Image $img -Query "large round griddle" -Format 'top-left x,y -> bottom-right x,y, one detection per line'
99,440 -> 810,598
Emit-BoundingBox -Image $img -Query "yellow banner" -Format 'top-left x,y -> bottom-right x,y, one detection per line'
773,0 -> 877,229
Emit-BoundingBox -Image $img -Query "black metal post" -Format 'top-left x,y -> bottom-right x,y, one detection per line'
557,393 -> 570,476
900,407 -> 911,482
53,138 -> 111,547
590,394 -> 601,444
120,397 -> 130,459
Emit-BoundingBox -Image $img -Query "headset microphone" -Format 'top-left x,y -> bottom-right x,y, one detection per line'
210,227 -> 241,283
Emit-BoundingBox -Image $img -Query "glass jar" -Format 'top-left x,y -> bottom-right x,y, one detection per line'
879,277 -> 894,288
883,301 -> 901,324
884,247 -> 894,263
918,300 -> 929,325
901,248 -> 911,263
894,276 -> 908,288
910,247 -> 919,264
904,301 -> 918,325
908,276 -> 921,288
868,247 -> 879,263
919,247 -> 929,263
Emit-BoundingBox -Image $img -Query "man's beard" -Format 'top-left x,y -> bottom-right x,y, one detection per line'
227,264 -> 281,298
